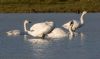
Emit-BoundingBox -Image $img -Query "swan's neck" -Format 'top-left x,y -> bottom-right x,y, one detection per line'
80,12 -> 86,25
69,25 -> 73,36
24,22 -> 28,32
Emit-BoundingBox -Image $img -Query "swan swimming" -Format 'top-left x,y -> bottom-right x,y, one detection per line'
62,11 -> 87,33
24,20 -> 54,38
6,30 -> 21,36
46,28 -> 67,39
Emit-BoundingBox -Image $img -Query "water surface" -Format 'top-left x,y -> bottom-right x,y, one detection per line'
0,13 -> 100,59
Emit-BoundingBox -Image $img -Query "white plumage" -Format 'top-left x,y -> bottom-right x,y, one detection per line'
63,20 -> 79,31
62,11 -> 87,33
30,21 -> 54,34
46,28 -> 67,39
24,20 -> 54,38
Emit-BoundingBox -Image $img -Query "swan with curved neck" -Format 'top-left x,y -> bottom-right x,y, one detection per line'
62,11 -> 87,32
80,11 -> 87,25
24,20 -> 54,38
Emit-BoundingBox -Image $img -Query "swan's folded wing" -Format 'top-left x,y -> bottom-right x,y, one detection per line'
62,21 -> 71,30
30,23 -> 45,31
47,28 -> 67,38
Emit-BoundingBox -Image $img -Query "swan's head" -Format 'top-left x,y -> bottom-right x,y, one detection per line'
24,20 -> 31,24
83,11 -> 87,14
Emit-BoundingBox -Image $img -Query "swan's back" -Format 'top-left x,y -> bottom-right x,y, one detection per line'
30,23 -> 46,30
30,21 -> 54,34
47,28 -> 67,38
30,21 -> 53,30
62,21 -> 73,30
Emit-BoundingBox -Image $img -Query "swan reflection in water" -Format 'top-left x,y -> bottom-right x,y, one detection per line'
6,29 -> 85,41
24,35 -> 50,59
24,35 -> 49,45
24,31 -> 85,42
67,32 -> 85,40
23,32 -> 85,59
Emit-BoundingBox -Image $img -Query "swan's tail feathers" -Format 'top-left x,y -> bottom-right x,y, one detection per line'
62,21 -> 73,30
62,23 -> 68,29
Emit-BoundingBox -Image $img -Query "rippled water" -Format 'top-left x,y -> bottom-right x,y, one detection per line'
0,13 -> 100,59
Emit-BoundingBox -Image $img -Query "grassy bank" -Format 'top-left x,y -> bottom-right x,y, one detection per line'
0,0 -> 100,13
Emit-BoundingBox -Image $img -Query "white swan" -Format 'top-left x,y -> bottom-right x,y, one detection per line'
46,28 -> 67,39
62,11 -> 87,33
6,30 -> 21,36
66,22 -> 85,40
24,20 -> 54,38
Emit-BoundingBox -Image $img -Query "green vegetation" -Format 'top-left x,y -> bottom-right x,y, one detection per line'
0,0 -> 100,13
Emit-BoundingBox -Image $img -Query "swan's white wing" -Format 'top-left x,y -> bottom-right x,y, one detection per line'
47,28 -> 67,38
30,23 -> 51,32
30,21 -> 54,36
62,21 -> 71,30
30,23 -> 44,31
30,21 -> 53,31
27,30 -> 44,37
